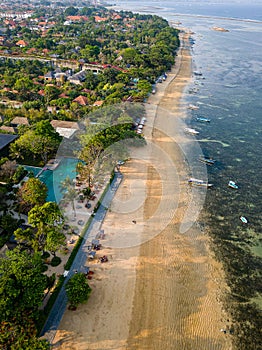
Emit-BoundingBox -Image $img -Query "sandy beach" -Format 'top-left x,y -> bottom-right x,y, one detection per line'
53,32 -> 232,350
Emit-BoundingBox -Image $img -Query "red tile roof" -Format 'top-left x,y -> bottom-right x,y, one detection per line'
94,16 -> 107,22
66,16 -> 88,22
16,39 -> 28,47
93,100 -> 104,107
73,95 -> 89,106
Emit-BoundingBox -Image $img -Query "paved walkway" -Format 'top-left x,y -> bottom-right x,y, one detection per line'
40,172 -> 123,343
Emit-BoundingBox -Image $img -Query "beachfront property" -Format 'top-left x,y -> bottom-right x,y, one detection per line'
50,120 -> 80,139
0,133 -> 17,157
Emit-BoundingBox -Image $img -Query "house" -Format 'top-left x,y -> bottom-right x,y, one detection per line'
58,93 -> 69,98
0,133 -> 18,157
47,106 -> 58,113
112,14 -> 122,20
66,16 -> 89,22
94,16 -> 108,23
73,95 -> 89,106
50,120 -> 80,139
0,134 -> 18,150
68,70 -> 88,85
44,71 -> 55,81
4,19 -> 16,29
0,126 -> 16,133
38,89 -> 45,97
11,117 -> 29,128
16,39 -> 28,47
27,47 -> 37,54
93,100 -> 104,107
55,72 -> 67,84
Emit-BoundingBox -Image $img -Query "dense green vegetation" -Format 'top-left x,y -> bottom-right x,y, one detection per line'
0,6 -> 179,127
10,120 -> 62,165
0,249 -> 50,349
65,272 -> 91,309
1,5 -> 175,345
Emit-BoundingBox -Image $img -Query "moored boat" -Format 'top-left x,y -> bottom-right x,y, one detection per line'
194,71 -> 202,76
240,216 -> 248,224
188,178 -> 213,188
188,104 -> 199,110
228,181 -> 238,189
184,127 -> 199,135
196,116 -> 211,123
199,157 -> 215,165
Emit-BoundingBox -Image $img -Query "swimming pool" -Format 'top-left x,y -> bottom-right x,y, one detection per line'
23,165 -> 42,178
24,158 -> 79,203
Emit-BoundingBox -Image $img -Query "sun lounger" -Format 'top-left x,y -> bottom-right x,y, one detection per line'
88,251 -> 96,259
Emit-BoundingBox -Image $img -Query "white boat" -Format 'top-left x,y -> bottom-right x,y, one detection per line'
228,181 -> 238,189
188,104 -> 199,110
240,216 -> 248,224
196,116 -> 211,123
194,71 -> 202,76
184,127 -> 199,135
188,178 -> 213,188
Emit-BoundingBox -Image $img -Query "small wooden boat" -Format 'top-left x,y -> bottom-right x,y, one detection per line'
188,178 -> 213,188
228,181 -> 238,189
240,216 -> 248,224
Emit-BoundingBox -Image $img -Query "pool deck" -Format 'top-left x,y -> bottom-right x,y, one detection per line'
45,158 -> 62,170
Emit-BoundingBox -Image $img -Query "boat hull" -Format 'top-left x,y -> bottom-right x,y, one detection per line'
188,178 -> 213,188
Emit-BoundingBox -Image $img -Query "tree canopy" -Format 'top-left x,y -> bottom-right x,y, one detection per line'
15,202 -> 65,253
0,249 -> 47,322
10,120 -> 62,164
18,177 -> 48,211
65,272 -> 91,308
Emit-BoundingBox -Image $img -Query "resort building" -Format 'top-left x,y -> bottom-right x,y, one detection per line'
50,120 -> 80,139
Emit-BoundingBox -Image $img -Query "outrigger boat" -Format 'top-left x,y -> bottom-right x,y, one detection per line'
228,181 -> 238,189
199,157 -> 215,166
196,116 -> 211,123
188,178 -> 213,188
184,127 -> 199,135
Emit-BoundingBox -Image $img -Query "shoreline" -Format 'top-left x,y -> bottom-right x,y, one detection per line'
53,32 -> 231,350
109,4 -> 262,24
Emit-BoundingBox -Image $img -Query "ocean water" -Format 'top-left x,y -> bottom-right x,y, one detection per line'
110,0 -> 262,310
112,0 -> 262,21
111,0 -> 262,254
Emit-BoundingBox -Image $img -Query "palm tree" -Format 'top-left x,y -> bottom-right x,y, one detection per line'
60,176 -> 78,217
